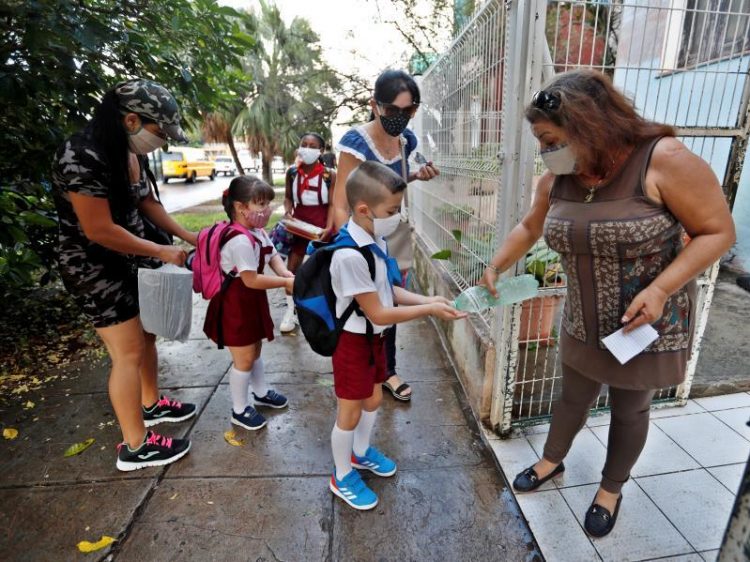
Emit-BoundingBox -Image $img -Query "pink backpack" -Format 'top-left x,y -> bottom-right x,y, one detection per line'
192,220 -> 257,299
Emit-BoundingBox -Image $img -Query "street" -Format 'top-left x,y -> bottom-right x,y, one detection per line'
158,172 -> 285,214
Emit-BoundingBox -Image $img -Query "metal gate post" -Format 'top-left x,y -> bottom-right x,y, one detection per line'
489,0 -> 548,434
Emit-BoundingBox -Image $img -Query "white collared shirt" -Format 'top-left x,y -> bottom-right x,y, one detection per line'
220,228 -> 277,275
329,220 -> 394,334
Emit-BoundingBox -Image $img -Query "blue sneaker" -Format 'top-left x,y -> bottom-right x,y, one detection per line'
252,389 -> 288,409
329,469 -> 378,511
231,406 -> 267,431
351,446 -> 397,477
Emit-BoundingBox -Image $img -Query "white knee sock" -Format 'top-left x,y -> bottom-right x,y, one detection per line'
331,423 -> 355,480
249,358 -> 269,398
353,409 -> 378,457
229,365 -> 251,415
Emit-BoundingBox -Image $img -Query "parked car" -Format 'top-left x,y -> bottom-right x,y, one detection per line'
272,156 -> 286,174
213,156 -> 237,176
237,151 -> 260,173
162,148 -> 215,183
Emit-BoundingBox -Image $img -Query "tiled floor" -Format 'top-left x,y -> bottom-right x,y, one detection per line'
486,392 -> 750,562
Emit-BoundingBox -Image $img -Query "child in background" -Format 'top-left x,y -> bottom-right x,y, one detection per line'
279,132 -> 336,333
203,176 -> 294,430
328,161 -> 466,510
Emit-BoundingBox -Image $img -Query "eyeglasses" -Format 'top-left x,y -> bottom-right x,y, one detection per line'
376,101 -> 419,119
531,90 -> 561,112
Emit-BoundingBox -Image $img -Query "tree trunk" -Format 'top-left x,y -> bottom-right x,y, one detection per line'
227,133 -> 244,175
261,155 -> 272,185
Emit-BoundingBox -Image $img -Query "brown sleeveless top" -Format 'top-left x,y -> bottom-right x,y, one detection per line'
543,137 -> 696,390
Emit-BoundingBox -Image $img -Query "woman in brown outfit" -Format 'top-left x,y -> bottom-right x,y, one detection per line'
481,70 -> 735,537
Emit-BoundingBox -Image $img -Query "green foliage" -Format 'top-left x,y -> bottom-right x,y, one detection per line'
232,1 -> 342,183
0,0 -> 251,294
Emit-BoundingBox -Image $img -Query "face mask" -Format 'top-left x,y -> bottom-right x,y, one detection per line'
377,108 -> 410,137
369,211 -> 402,238
298,147 -> 321,165
541,144 -> 577,175
244,206 -> 272,229
127,126 -> 166,155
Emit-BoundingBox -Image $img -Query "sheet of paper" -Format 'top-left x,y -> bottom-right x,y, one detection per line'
601,324 -> 659,365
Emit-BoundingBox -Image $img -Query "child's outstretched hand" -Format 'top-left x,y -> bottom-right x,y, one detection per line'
430,302 -> 468,321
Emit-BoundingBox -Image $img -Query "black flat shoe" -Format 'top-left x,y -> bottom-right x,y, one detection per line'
512,462 -> 565,492
584,494 -> 623,538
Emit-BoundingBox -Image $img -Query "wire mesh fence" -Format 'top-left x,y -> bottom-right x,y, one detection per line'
415,0 -> 750,432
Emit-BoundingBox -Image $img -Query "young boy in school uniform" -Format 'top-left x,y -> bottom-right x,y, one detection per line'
328,161 -> 466,510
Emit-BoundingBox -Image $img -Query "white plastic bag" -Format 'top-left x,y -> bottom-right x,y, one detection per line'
138,264 -> 193,341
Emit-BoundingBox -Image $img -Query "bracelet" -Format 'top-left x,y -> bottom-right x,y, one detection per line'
486,264 -> 500,274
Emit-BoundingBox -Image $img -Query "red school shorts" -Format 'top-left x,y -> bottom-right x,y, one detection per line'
332,331 -> 388,400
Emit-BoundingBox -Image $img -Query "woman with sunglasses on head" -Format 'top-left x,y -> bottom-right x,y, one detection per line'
52,79 -> 199,471
332,69 -> 441,402
480,69 -> 735,536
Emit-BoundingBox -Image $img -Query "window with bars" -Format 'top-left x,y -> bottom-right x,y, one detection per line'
678,0 -> 750,68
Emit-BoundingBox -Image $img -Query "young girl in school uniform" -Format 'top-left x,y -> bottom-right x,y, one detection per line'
204,176 -> 295,430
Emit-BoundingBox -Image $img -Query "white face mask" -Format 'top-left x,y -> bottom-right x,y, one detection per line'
541,144 -> 577,175
298,146 -> 321,165
128,126 -> 166,155
370,212 -> 402,239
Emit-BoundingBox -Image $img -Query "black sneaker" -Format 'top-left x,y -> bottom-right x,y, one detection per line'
252,389 -> 288,409
143,395 -> 197,427
116,431 -> 191,471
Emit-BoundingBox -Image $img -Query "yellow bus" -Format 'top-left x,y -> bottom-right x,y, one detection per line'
161,148 -> 216,184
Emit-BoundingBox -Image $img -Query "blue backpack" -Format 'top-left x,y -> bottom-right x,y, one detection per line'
293,232 -> 375,357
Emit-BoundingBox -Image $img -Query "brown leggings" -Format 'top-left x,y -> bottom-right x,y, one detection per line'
542,364 -> 655,494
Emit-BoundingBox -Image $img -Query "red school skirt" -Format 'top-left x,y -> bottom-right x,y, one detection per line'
203,277 -> 275,347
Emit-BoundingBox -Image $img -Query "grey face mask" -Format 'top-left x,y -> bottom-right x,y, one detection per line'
541,144 -> 577,175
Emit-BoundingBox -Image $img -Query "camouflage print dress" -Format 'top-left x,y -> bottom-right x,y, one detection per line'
52,125 -> 151,328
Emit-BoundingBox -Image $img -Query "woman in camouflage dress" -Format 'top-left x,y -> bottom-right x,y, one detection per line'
52,79 -> 198,471
480,70 -> 735,537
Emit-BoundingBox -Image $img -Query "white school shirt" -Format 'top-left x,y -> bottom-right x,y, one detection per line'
329,220 -> 394,334
220,227 -> 277,275
291,171 -> 330,206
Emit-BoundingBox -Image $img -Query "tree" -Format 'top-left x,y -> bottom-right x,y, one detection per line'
0,0 -> 252,293
231,1 -> 342,184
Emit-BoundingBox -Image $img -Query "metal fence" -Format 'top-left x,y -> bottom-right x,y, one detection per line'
413,0 -> 750,434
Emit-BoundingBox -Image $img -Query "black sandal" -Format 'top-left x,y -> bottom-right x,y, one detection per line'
382,380 -> 412,402
584,494 -> 623,538
512,462 -> 565,492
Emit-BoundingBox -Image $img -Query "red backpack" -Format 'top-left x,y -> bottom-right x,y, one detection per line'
191,221 -> 257,300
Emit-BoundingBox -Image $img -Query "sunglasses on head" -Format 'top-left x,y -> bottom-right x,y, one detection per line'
531,90 -> 561,112
376,101 -> 419,119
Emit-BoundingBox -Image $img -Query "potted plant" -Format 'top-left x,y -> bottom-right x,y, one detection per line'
519,241 -> 566,346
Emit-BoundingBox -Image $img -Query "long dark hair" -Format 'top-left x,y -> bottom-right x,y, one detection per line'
369,69 -> 420,122
90,89 -> 132,225
525,69 -> 675,176
222,175 -> 275,221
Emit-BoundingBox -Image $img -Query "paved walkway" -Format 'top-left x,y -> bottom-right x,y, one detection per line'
0,289 -> 539,561
488,393 -> 749,562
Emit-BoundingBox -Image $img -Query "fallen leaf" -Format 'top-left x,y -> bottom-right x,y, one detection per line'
206,501 -> 214,505
77,535 -> 115,553
3,428 -> 18,440
169,493 -> 179,500
223,430 -> 244,447
64,438 -> 95,457
23,400 -> 35,409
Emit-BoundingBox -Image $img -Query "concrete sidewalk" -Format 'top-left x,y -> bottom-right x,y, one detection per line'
0,289 -> 539,561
